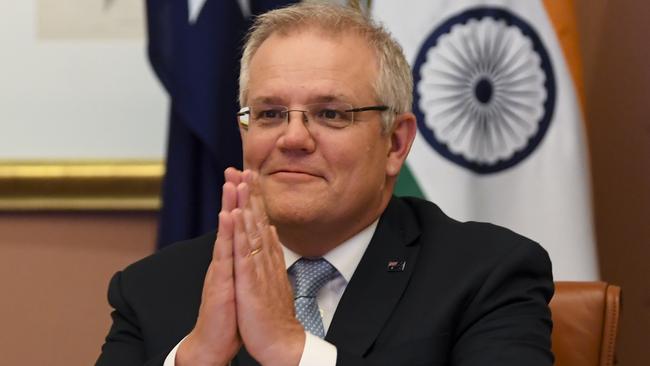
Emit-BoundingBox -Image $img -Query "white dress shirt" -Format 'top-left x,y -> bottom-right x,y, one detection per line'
164,220 -> 378,366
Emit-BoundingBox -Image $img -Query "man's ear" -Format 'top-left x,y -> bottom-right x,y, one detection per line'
386,112 -> 417,177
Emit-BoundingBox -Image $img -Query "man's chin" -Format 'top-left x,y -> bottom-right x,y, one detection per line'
264,196 -> 323,226
262,177 -> 325,198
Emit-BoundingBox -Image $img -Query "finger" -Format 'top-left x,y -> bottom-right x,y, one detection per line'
243,208 -> 268,267
247,171 -> 281,267
268,225 -> 286,268
222,182 -> 237,213
239,171 -> 277,270
233,208 -> 258,288
242,204 -> 262,249
225,167 -> 243,185
232,208 -> 252,260
243,169 -> 260,197
241,169 -> 253,186
250,187 -> 269,229
213,211 -> 234,262
242,172 -> 274,260
264,225 -> 294,315
242,169 -> 265,211
242,170 -> 270,231
269,225 -> 286,274
246,169 -> 259,187
247,192 -> 269,239
257,218 -> 279,274
237,182 -> 251,210
204,212 -> 235,312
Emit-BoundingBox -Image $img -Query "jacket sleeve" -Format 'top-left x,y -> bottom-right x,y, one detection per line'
335,239 -> 554,366
95,271 -> 170,366
449,240 -> 555,366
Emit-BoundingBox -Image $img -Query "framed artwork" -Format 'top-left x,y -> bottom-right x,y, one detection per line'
1,1 -> 167,210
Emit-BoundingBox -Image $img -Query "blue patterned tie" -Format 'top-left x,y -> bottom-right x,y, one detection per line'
289,258 -> 338,338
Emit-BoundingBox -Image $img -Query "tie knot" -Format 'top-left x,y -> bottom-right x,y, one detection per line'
289,258 -> 337,298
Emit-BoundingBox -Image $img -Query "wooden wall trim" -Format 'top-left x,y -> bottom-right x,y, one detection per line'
0,161 -> 163,211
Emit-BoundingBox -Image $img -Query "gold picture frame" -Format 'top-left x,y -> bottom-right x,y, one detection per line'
0,161 -> 163,211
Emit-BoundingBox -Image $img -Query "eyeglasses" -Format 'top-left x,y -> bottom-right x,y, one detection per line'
237,102 -> 388,130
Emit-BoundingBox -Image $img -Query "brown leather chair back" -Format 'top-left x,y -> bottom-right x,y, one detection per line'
550,281 -> 621,366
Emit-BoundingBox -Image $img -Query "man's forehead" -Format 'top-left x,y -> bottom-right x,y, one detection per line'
246,28 -> 378,104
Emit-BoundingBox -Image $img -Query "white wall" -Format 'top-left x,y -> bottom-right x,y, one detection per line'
0,1 -> 168,160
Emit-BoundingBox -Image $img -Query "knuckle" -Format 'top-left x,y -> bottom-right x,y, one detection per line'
249,230 -> 262,242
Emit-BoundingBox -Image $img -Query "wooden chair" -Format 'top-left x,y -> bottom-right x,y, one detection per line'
550,281 -> 621,366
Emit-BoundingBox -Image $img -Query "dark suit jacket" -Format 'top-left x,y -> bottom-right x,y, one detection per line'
96,197 -> 554,366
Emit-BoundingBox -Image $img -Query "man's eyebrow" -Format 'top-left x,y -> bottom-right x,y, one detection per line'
309,95 -> 348,103
248,94 -> 351,105
249,96 -> 285,105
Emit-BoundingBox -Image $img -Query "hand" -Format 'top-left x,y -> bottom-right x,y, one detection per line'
176,169 -> 244,366
232,170 -> 305,366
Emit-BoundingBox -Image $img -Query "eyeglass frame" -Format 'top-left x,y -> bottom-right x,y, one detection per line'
237,103 -> 389,130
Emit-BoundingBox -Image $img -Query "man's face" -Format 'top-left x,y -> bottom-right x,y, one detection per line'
241,29 -> 393,233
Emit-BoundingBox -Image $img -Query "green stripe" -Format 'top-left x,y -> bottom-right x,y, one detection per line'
394,163 -> 425,198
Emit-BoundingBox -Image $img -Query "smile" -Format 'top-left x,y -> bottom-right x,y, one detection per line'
269,170 -> 324,182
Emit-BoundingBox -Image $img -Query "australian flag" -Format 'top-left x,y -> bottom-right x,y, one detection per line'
147,0 -> 296,248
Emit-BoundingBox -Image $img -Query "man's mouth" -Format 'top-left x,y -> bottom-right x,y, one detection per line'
268,169 -> 324,181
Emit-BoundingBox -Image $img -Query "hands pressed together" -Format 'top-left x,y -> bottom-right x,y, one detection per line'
177,168 -> 305,366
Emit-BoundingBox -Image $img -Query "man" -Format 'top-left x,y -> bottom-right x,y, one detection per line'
97,3 -> 553,366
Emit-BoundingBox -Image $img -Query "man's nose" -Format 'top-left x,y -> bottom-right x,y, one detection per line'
276,110 -> 316,153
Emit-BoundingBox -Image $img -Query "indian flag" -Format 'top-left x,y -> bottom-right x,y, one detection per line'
373,0 -> 598,280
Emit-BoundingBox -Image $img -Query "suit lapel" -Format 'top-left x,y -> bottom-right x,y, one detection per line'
325,197 -> 421,356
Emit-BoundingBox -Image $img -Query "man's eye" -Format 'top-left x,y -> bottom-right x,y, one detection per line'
260,110 -> 282,119
317,109 -> 342,120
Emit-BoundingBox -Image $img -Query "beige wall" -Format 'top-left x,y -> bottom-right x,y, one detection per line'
0,1 -> 648,366
0,213 -> 156,365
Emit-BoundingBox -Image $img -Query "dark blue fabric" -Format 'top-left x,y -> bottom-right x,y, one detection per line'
147,0 -> 296,248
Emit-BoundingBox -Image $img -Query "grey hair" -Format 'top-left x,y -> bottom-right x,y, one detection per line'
238,2 -> 413,132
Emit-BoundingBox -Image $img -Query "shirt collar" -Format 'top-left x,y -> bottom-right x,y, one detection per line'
282,219 -> 379,283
